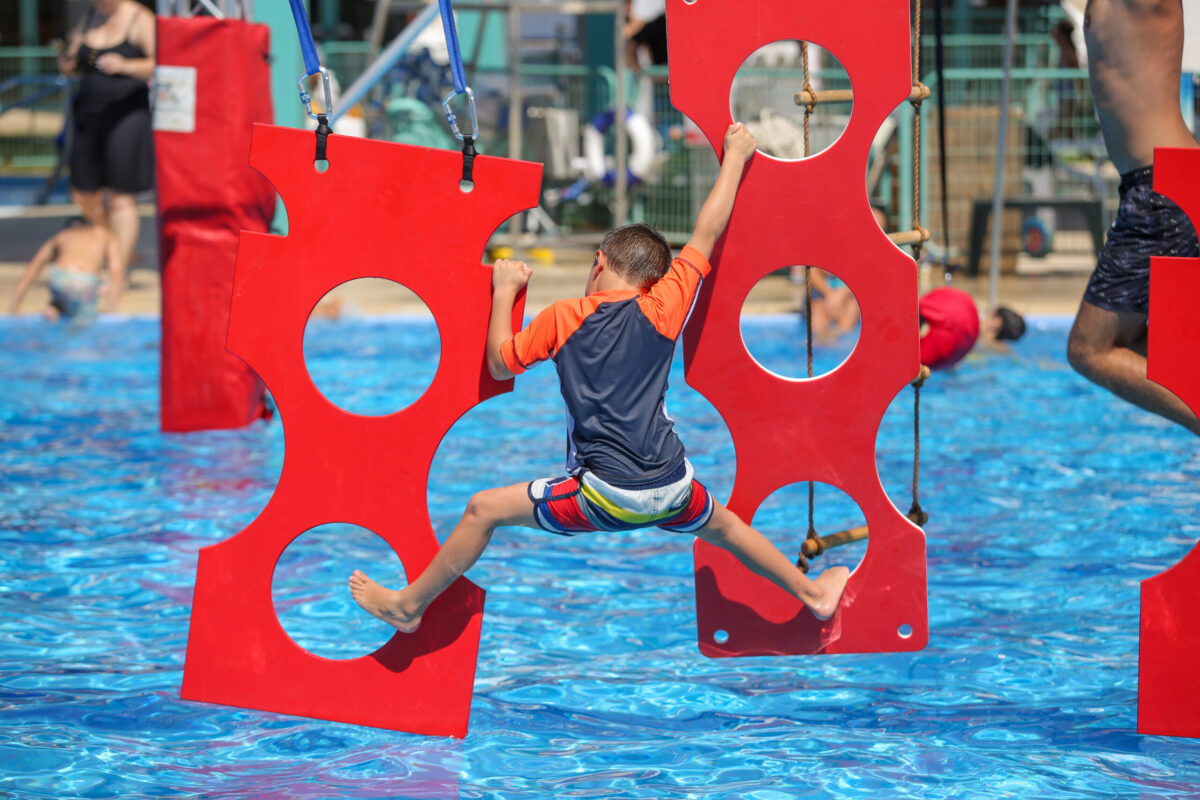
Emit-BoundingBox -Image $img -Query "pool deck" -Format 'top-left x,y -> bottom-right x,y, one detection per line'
0,208 -> 1091,317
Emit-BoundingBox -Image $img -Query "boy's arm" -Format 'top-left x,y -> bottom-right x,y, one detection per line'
8,236 -> 57,313
486,259 -> 532,381
683,122 -> 757,261
102,232 -> 125,313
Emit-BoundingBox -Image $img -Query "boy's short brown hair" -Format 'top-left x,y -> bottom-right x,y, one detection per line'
599,223 -> 672,288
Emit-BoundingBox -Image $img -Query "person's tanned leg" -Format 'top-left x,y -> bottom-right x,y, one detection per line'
349,482 -> 538,633
107,192 -> 140,268
72,189 -> 107,228
1067,300 -> 1200,435
692,501 -> 850,620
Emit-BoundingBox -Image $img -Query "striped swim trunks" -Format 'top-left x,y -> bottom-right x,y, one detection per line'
528,459 -> 714,535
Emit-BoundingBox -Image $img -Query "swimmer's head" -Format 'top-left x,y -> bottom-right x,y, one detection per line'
987,305 -> 1026,341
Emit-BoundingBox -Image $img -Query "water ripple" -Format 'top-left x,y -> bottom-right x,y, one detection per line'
2,319 -> 1200,798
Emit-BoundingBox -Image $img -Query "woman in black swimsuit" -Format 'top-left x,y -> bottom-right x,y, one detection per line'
58,0 -> 156,270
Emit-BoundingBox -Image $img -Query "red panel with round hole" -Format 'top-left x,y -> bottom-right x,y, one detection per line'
1139,146 -> 1200,739
667,0 -> 928,656
180,124 -> 542,737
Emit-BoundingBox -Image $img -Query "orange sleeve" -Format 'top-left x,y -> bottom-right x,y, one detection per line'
501,298 -> 597,375
637,245 -> 712,340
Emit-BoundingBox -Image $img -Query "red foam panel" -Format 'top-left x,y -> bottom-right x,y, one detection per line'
156,18 -> 276,432
181,124 -> 541,737
1139,146 -> 1200,738
667,0 -> 928,656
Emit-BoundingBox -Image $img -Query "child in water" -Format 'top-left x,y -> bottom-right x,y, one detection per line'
7,217 -> 124,321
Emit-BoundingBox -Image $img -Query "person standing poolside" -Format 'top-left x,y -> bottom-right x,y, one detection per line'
58,0 -> 156,270
349,123 -> 850,633
1066,0 -> 1200,435
7,217 -> 125,321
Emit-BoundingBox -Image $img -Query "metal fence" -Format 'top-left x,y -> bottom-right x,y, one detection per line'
0,47 -> 70,170
918,65 -> 1110,271
0,32 -> 1120,264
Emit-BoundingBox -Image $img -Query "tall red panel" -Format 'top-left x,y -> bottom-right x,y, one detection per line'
155,18 -> 275,432
180,125 -> 542,737
1139,146 -> 1200,738
667,0 -> 928,656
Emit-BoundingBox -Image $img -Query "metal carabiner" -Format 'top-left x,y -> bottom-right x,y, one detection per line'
441,86 -> 479,142
296,66 -> 334,123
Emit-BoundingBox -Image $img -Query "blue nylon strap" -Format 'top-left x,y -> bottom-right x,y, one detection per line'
288,0 -> 322,77
437,0 -> 467,95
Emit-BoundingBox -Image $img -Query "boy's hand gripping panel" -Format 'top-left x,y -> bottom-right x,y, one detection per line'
180,125 -> 542,737
1139,147 -> 1200,738
668,0 -> 928,656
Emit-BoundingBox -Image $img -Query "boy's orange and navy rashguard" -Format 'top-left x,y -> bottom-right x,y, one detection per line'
501,246 -> 715,535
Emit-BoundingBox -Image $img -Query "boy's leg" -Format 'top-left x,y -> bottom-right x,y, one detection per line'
692,500 -> 849,621
349,482 -> 538,633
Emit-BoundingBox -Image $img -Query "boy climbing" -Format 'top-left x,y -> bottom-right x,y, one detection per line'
350,122 -> 850,631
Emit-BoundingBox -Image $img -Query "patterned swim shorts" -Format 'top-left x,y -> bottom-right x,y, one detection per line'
1083,166 -> 1199,314
528,459 -> 714,535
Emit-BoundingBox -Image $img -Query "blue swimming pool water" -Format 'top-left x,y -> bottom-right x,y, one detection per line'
3,315 -> 1200,799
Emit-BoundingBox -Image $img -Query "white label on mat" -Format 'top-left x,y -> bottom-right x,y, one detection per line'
152,65 -> 197,134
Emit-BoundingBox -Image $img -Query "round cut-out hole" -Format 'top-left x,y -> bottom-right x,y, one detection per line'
741,270 -> 860,379
730,40 -> 852,160
751,481 -> 868,575
314,159 -> 330,173
713,629 -> 730,644
303,279 -> 440,416
273,523 -> 406,660
898,623 -> 913,639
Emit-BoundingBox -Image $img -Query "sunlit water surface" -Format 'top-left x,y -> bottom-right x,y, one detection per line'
3,315 -> 1199,799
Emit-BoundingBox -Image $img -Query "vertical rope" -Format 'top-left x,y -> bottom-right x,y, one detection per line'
910,0 -> 924,263
800,41 -> 820,556
908,0 -> 928,529
908,372 -> 929,526
800,41 -> 815,156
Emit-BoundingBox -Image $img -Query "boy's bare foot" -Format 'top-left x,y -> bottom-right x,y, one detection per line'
348,569 -> 422,633
807,566 -> 850,621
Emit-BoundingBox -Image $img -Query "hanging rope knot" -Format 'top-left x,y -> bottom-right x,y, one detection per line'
802,80 -> 817,115
909,81 -> 928,111
805,527 -> 825,557
797,527 -> 823,573
314,113 -> 331,163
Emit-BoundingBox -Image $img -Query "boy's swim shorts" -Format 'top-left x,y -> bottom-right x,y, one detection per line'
48,267 -> 100,320
529,459 -> 714,535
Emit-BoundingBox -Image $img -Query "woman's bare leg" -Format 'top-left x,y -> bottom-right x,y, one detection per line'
107,191 -> 140,268
693,501 -> 850,620
72,188 -> 107,228
349,482 -> 538,633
